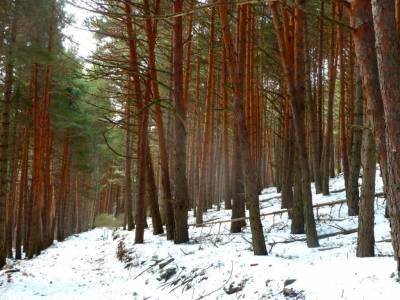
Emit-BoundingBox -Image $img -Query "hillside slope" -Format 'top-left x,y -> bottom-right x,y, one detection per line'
1,167 -> 398,299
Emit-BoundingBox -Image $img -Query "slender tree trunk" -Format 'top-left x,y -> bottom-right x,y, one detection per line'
321,1 -> 337,195
347,67 -> 363,216
293,0 -> 318,247
145,148 -> 164,235
183,0 -> 194,114
15,127 -> 29,259
357,107 -> 376,257
124,80 -> 134,231
197,8 -> 215,225
28,63 -> 43,258
135,79 -> 153,243
281,102 -> 294,210
316,0 -> 324,181
305,24 -> 322,195
231,123 -> 246,233
75,175 -> 81,233
348,36 -> 355,159
41,5 -> 55,247
123,0 -> 148,244
5,139 -> 19,257
291,153 -> 305,234
338,2 -> 349,197
221,46 -> 231,210
191,39 -> 201,217
172,0 -> 190,244
57,130 -> 70,242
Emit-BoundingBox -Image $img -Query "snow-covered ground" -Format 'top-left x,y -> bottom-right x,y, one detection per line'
1,167 -> 399,299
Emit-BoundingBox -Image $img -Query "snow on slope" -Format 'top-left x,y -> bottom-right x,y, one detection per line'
1,167 -> 399,299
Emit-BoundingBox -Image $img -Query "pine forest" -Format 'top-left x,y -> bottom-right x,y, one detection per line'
1,0 -> 400,299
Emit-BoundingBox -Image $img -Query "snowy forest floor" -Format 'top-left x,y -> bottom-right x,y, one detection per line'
1,167 -> 400,299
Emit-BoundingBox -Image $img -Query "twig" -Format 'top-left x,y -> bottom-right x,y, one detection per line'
318,246 -> 341,251
180,248 -> 190,255
376,238 -> 392,243
133,257 -> 170,279
194,261 -> 234,300
241,235 -> 252,245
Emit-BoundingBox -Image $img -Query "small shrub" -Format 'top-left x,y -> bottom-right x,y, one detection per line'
116,239 -> 128,262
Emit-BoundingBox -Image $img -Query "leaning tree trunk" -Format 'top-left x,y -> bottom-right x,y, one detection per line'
270,0 -> 319,247
371,0 -> 400,273
350,0 -> 390,222
123,0 -> 150,244
143,0 -> 175,240
219,1 -> 267,255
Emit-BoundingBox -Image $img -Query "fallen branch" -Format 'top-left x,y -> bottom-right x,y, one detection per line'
260,196 -> 282,203
318,246 -> 342,251
189,192 -> 386,228
189,200 -> 344,227
159,258 -> 175,269
268,228 -> 358,245
376,238 -> 392,243
133,257 -> 172,279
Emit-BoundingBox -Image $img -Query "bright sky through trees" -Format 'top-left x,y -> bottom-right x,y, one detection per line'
63,2 -> 96,58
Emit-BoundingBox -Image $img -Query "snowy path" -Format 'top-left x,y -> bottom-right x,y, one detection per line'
0,229 -> 139,300
1,168 -> 400,299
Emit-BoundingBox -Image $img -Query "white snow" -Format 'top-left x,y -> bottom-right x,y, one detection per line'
1,166 -> 399,299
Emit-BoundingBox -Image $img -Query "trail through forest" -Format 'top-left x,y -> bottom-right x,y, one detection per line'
1,169 -> 399,300
3,0 -> 400,298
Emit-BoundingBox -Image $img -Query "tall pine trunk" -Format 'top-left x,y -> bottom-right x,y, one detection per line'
321,1 -> 337,195
350,0 -> 390,221
219,1 -> 267,255
143,0 -> 175,240
0,1 -> 17,267
347,67 -> 363,216
172,0 -> 190,244
357,106 -> 376,257
270,0 -> 319,247
371,0 -> 400,273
